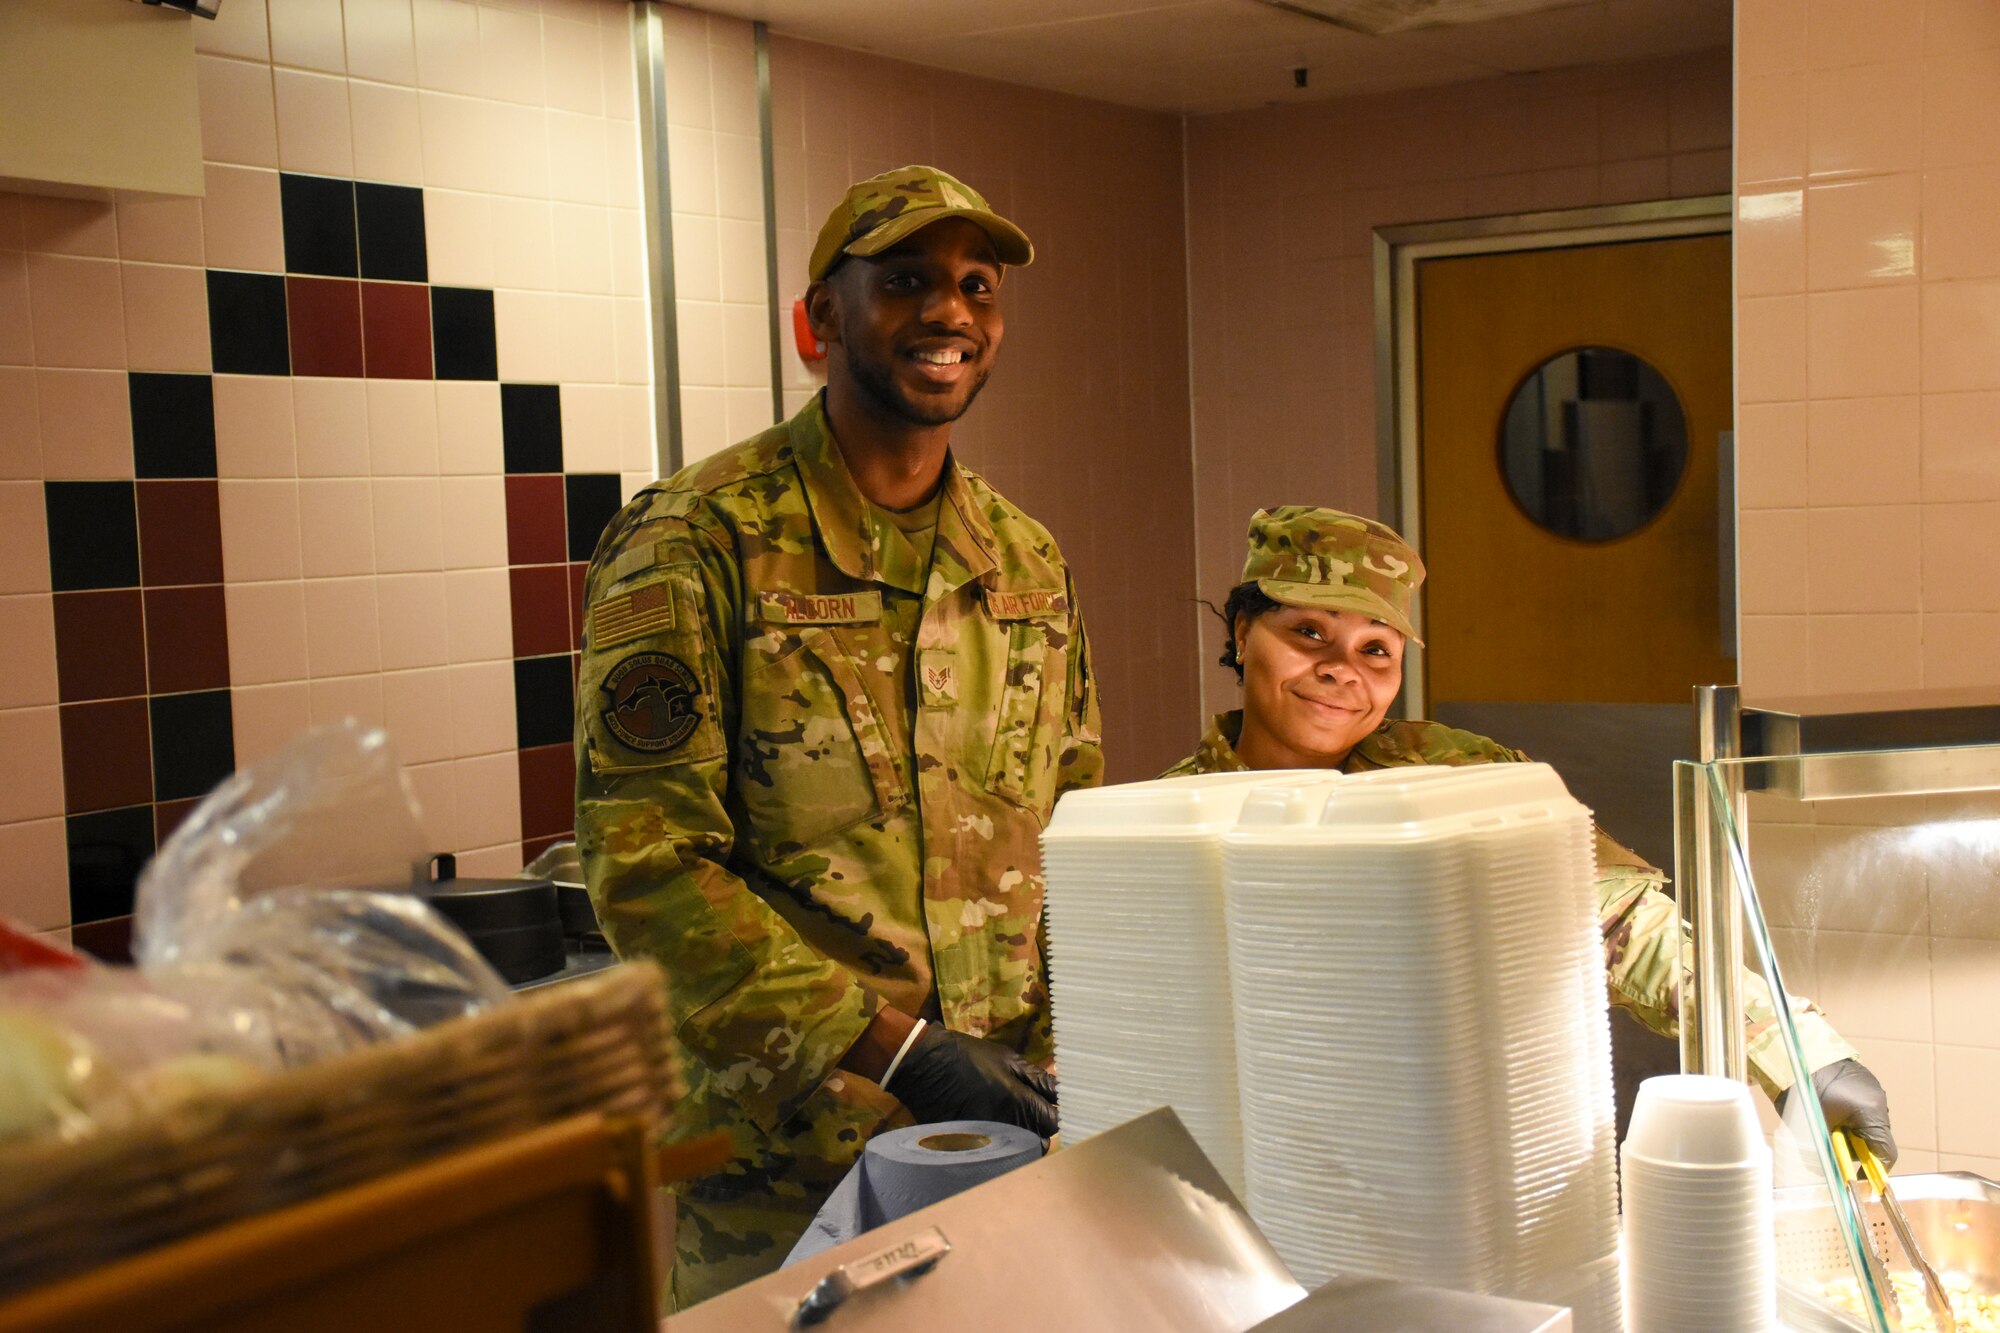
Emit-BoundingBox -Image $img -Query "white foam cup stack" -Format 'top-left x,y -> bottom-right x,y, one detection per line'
1620,1074 -> 1776,1332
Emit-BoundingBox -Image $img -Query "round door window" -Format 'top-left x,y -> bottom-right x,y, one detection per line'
1497,346 -> 1688,542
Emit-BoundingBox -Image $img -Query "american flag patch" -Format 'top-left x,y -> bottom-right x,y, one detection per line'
589,578 -> 675,648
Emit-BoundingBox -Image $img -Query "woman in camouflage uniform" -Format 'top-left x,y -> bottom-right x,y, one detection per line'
1167,505 -> 1896,1162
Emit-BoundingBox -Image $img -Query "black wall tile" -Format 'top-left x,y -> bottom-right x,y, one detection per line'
280,173 -> 359,278
501,383 -> 563,473
128,373 -> 217,479
564,473 -> 623,563
45,481 -> 139,591
513,653 -> 575,750
149,689 -> 236,803
431,286 -> 498,381
207,271 -> 291,376
356,181 -> 428,283
66,805 -> 155,925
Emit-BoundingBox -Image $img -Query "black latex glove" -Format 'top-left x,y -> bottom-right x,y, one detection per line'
886,1025 -> 1059,1138
1817,1058 -> 1898,1168
1779,1057 -> 1898,1169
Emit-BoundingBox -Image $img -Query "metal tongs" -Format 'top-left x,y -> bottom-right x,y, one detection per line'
1835,1128 -> 1957,1332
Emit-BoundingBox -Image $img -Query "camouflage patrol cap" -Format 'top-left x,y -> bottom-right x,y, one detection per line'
809,165 -> 1034,281
1241,505 -> 1426,645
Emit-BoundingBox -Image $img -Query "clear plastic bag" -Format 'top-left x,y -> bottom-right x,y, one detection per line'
132,719 -> 511,1053
137,720 -> 435,966
0,721 -> 513,1148
0,964 -> 271,1145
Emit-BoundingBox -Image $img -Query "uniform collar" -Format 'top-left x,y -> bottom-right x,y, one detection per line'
1193,711 -> 1253,773
1193,709 -> 1401,775
788,393 -> 998,597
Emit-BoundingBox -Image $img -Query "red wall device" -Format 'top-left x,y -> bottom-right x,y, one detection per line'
792,298 -> 825,362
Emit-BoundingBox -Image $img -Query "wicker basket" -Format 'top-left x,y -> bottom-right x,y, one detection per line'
0,959 -> 679,1297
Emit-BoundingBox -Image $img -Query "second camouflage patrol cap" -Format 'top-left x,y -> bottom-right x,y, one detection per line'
1241,505 -> 1427,645
809,165 -> 1034,281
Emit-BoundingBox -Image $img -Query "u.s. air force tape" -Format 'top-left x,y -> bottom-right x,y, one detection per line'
598,652 -> 702,753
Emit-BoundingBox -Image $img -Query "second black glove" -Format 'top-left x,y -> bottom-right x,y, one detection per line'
887,1024 -> 1059,1138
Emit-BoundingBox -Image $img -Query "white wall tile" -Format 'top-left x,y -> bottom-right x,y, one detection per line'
1935,1043 -> 2000,1156
1849,1034 -> 1939,1153
1933,937 -> 2000,1049
437,380 -> 503,474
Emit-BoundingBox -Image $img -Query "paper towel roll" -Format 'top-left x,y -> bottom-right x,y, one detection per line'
784,1121 -> 1043,1265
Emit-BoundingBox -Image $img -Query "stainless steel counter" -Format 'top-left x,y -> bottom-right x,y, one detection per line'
670,1107 -> 1304,1333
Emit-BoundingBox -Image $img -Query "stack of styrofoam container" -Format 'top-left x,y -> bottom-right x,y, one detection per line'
1221,763 -> 1623,1331
1620,1075 -> 1776,1331
1040,771 -> 1322,1197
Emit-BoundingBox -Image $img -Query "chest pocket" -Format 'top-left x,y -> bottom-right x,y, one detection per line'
736,627 -> 910,861
985,617 -> 1070,815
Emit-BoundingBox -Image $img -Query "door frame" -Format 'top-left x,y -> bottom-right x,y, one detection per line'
1373,195 -> 1733,717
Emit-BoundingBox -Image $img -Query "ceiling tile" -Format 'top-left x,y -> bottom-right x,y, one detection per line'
691,0 -> 1727,115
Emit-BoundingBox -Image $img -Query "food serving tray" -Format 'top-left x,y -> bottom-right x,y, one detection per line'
1776,1170 -> 2000,1331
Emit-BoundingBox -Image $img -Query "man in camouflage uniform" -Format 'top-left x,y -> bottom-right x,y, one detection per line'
575,167 -> 1101,1308
1166,505 -> 1896,1158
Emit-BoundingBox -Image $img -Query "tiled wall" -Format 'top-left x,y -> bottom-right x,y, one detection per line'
657,7 -> 777,463
1753,790 -> 2000,1172
1734,0 -> 2000,699
1182,49 -> 1732,716
0,0 -> 653,942
1733,0 -> 2000,1173
764,36 -> 1200,783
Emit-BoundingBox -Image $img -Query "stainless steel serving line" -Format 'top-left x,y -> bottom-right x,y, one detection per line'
669,1108 -> 1305,1333
1675,686 -> 2000,1332
1676,686 -> 2000,1081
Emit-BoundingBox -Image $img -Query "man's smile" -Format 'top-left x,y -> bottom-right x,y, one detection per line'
906,341 -> 976,385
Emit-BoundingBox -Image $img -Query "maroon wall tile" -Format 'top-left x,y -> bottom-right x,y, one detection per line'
516,741 -> 574,840
285,276 -> 365,378
136,480 -> 224,587
69,914 -> 135,964
509,564 -> 571,657
143,584 -> 230,694
505,474 -> 567,565
361,281 -> 433,379
59,697 -> 153,812
566,561 -> 586,652
154,797 -> 201,845
53,589 -> 148,702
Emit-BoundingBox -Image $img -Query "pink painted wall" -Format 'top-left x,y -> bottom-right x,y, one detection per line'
1183,48 -> 1732,716
1734,0 -> 2000,699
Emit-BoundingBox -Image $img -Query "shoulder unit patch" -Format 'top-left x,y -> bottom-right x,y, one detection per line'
599,651 -> 703,753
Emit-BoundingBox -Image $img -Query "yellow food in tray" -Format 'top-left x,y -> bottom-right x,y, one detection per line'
1822,1270 -> 2000,1332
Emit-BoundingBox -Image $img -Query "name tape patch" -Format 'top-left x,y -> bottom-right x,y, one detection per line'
590,577 -> 675,648
986,588 -> 1066,620
758,590 -> 884,625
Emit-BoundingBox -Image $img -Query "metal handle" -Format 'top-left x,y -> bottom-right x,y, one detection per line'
790,1227 -> 951,1328
1848,1133 -> 1959,1333
1679,683 -> 1747,1082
